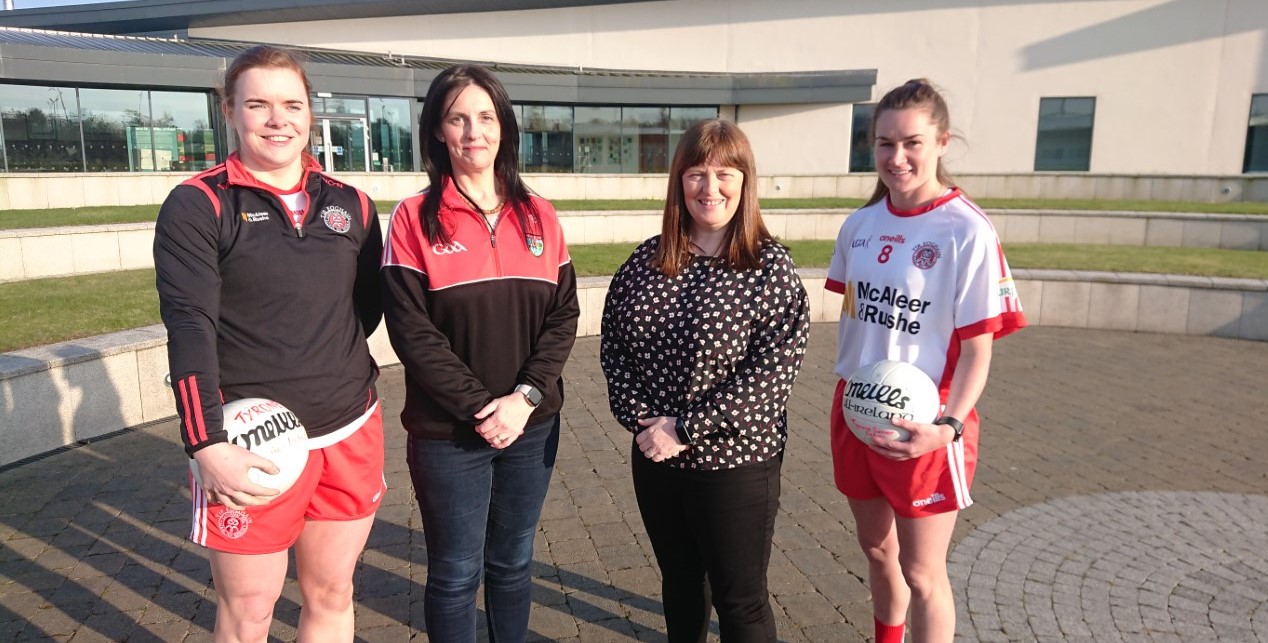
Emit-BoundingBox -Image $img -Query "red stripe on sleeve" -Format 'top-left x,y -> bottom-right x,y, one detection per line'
825,278 -> 846,294
187,375 -> 209,443
180,178 -> 221,218
358,190 -> 371,228
178,378 -> 197,446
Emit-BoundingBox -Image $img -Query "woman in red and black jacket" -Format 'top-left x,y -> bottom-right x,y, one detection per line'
380,65 -> 578,643
154,46 -> 384,642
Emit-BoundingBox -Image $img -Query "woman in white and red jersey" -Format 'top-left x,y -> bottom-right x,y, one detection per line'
825,79 -> 1026,643
155,46 -> 384,642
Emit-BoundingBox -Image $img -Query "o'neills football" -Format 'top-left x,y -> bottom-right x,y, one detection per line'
189,398 -> 309,497
842,360 -> 940,443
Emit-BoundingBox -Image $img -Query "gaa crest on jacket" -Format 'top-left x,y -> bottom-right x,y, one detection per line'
322,205 -> 352,234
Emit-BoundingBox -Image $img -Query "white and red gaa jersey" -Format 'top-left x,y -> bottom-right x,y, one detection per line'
826,189 -> 1026,395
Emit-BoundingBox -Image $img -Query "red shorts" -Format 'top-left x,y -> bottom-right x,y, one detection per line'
189,405 -> 386,554
830,380 -> 978,518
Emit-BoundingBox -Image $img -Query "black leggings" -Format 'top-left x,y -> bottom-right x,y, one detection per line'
632,447 -> 782,643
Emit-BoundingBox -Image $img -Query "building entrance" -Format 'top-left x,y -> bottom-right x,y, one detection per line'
311,117 -> 369,172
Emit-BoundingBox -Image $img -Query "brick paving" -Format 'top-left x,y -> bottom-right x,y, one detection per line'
1,324 -> 1266,642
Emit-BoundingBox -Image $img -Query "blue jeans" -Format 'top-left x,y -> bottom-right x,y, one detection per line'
406,416 -> 559,643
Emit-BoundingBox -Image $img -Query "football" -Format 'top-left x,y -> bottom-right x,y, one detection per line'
841,360 -> 940,443
189,398 -> 309,497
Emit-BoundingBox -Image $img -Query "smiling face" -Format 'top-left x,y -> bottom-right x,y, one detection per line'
873,107 -> 950,210
681,163 -> 745,232
436,83 -> 501,176
224,66 -> 311,186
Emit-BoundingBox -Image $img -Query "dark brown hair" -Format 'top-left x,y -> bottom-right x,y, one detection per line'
865,78 -> 955,207
417,65 -> 538,245
220,45 -> 313,110
650,118 -> 773,277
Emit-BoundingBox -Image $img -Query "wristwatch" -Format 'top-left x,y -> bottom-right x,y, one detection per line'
514,384 -> 543,408
933,415 -> 965,442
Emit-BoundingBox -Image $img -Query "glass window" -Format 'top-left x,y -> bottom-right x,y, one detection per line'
0,84 -> 84,172
1034,97 -> 1095,171
1243,94 -> 1268,173
519,105 -> 573,173
668,106 -> 718,162
319,96 -> 367,116
849,103 -> 875,172
149,90 -> 218,172
79,87 -> 154,172
370,97 -> 413,172
621,107 -> 669,173
574,106 -> 622,173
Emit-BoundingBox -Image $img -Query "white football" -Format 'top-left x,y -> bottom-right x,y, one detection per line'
189,398 -> 309,497
842,360 -> 940,443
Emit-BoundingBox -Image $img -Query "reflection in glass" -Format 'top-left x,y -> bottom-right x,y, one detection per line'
150,91 -> 218,172
370,97 -> 413,172
1243,94 -> 1268,173
520,105 -> 573,173
326,119 -> 369,173
321,96 -> 367,116
0,84 -> 83,171
849,103 -> 875,172
574,106 -> 622,173
1034,97 -> 1095,171
622,107 -> 669,173
79,87 -> 154,171
668,106 -> 718,163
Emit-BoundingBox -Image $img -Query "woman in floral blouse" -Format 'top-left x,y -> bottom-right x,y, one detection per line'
600,118 -> 810,642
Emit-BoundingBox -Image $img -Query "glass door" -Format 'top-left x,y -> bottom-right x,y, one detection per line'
311,117 -> 369,172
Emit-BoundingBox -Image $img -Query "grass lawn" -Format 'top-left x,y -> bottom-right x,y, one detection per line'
5,242 -> 1265,353
0,270 -> 159,353
5,197 -> 1268,230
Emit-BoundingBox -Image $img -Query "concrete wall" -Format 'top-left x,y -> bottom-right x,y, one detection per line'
190,0 -> 1268,176
5,171 -> 1268,212
5,210 -> 1266,284
4,270 -> 1266,467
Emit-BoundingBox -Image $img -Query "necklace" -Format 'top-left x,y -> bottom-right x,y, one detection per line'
468,197 -> 503,216
689,240 -> 718,257
454,183 -> 504,215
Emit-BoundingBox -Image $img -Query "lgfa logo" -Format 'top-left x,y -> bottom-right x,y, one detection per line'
432,240 -> 469,255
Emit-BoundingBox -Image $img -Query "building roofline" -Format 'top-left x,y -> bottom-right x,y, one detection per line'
0,0 -> 646,35
0,27 -> 877,105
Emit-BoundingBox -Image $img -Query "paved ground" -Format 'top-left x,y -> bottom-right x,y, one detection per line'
1,324 -> 1266,642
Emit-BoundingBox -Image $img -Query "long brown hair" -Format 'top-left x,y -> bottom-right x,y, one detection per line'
650,118 -> 773,277
865,78 -> 956,207
417,65 -> 538,245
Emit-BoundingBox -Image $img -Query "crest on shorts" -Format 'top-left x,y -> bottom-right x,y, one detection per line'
320,205 -> 352,234
912,241 -> 941,270
217,509 -> 253,539
526,233 -> 544,257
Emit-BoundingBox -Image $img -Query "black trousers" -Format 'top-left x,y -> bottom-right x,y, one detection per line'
632,447 -> 783,643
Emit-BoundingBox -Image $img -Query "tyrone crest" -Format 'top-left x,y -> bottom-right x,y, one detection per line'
912,241 -> 941,270
320,206 -> 352,234
217,509 -> 253,539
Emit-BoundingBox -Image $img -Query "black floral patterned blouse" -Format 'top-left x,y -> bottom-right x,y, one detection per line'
600,236 -> 811,470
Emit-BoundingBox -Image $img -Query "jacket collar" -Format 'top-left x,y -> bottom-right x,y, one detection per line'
224,152 -> 324,194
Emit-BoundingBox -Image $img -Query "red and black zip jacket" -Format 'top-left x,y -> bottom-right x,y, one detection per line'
154,153 -> 383,456
380,177 -> 579,441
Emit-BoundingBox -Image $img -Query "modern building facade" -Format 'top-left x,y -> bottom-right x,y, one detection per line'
1,0 -> 1266,182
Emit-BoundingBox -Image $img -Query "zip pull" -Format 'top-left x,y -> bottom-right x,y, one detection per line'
490,231 -> 496,248
296,226 -> 305,239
